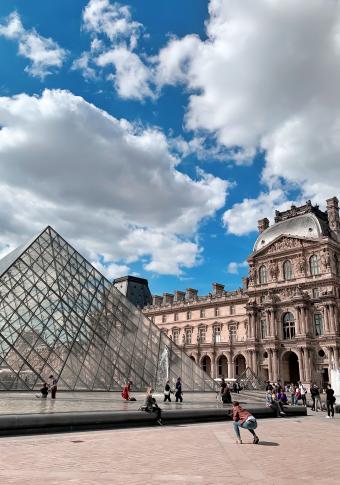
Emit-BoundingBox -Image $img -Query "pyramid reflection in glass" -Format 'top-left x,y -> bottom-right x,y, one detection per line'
0,227 -> 215,391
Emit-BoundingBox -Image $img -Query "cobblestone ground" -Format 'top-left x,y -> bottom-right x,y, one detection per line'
0,412 -> 337,484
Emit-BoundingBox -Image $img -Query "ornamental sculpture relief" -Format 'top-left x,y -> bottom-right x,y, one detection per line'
267,237 -> 302,254
248,265 -> 256,286
269,260 -> 279,281
294,255 -> 306,275
320,249 -> 331,272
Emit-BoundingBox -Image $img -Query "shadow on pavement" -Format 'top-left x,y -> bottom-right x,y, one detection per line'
258,441 -> 279,446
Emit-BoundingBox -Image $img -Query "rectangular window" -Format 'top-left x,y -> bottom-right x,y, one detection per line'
214,307 -> 220,317
312,288 -> 320,298
174,312 -> 178,321
260,319 -> 267,339
198,327 -> 206,343
187,311 -> 191,320
230,305 -> 235,315
200,308 -> 205,318
162,314 -> 167,323
314,314 -> 323,336
173,329 -> 179,344
185,328 -> 192,344
229,325 -> 236,342
214,326 -> 221,343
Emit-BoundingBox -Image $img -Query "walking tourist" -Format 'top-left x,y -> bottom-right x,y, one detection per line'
294,386 -> 301,405
175,377 -> 183,403
325,384 -> 336,418
164,380 -> 172,402
311,383 -> 322,412
220,377 -> 227,397
121,380 -> 133,401
298,381 -> 307,406
232,401 -> 259,444
49,375 -> 58,399
144,387 -> 162,425
265,390 -> 286,417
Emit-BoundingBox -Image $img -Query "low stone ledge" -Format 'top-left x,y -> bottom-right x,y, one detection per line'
0,405 -> 307,437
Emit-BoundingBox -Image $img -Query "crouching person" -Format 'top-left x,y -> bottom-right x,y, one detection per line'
232,401 -> 259,445
144,387 -> 162,425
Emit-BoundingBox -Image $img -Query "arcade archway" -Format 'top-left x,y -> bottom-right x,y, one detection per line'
282,351 -> 300,384
235,354 -> 246,377
217,355 -> 228,377
201,355 -> 212,376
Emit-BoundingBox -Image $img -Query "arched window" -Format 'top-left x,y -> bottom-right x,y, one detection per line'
259,265 -> 267,284
283,312 -> 295,340
310,255 -> 320,276
283,260 -> 293,280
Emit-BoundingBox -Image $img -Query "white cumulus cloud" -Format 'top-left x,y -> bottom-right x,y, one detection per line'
227,261 -> 247,274
0,11 -> 67,79
0,89 -> 229,276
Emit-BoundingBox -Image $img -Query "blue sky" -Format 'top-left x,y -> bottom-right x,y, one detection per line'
0,0 -> 339,297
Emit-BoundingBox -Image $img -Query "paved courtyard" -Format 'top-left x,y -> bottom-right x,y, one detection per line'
0,412 -> 337,484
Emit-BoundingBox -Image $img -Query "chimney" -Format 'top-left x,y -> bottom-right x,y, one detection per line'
163,292 -> 174,305
152,295 -> 162,306
174,290 -> 185,302
326,196 -> 340,233
257,217 -> 269,233
185,288 -> 198,300
212,283 -> 224,296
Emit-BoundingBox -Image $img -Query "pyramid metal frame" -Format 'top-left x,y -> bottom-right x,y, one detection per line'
0,226 -> 216,392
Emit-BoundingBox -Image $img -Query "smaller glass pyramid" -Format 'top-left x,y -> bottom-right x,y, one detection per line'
0,227 -> 216,392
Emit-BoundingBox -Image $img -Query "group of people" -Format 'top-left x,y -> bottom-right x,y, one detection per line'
38,375 -> 58,399
266,380 -> 336,418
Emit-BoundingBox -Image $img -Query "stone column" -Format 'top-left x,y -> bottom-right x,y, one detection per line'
252,350 -> 257,375
323,305 -> 330,334
272,349 -> 279,382
334,305 -> 339,335
267,350 -> 273,382
270,310 -> 276,337
334,347 -> 340,369
227,351 -> 234,379
295,307 -> 301,335
295,347 -> 305,382
303,348 -> 311,383
329,304 -> 336,334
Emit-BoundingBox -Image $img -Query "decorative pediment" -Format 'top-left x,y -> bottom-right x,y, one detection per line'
254,235 -> 318,257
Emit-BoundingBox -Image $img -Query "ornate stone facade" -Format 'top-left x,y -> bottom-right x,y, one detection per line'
142,197 -> 340,386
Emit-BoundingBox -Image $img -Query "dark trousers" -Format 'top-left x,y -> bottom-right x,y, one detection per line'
311,396 -> 316,410
327,400 -> 334,417
301,394 -> 306,406
164,394 -> 171,402
51,388 -> 57,399
152,406 -> 162,420
271,401 -> 284,417
175,392 -> 183,402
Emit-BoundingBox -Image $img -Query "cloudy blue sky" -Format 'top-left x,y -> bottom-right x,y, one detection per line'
0,0 -> 340,296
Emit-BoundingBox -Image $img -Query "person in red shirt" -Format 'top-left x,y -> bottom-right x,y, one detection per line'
121,380 -> 132,401
232,401 -> 259,444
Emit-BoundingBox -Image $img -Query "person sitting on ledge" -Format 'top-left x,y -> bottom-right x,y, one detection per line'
121,380 -> 133,401
232,401 -> 259,445
144,387 -> 162,425
265,390 -> 286,417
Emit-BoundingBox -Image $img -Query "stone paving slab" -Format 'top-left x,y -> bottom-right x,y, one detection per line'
0,411 -> 336,484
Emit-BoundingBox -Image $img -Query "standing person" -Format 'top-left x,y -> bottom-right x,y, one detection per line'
164,380 -> 172,402
49,375 -> 58,399
325,384 -> 336,419
232,401 -> 259,444
290,383 -> 296,405
220,377 -> 227,398
236,382 -> 241,394
311,384 -> 322,412
144,387 -> 162,425
222,385 -> 232,404
175,377 -> 183,403
298,381 -> 307,406
295,386 -> 301,405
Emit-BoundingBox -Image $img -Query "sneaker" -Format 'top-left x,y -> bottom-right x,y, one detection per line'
157,419 -> 163,425
253,436 -> 259,444
326,416 -> 331,419
280,411 -> 286,416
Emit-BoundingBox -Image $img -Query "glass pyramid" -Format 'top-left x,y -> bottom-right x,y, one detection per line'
0,226 -> 215,392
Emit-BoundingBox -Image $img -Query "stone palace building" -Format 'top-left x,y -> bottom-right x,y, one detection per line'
142,197 -> 340,387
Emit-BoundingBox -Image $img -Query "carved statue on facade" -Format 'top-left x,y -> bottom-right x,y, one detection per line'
294,255 -> 306,275
269,260 -> 279,281
321,250 -> 331,272
248,265 -> 256,285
